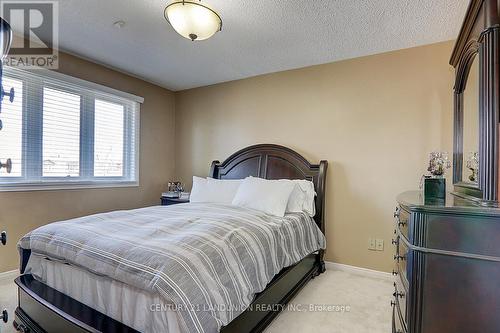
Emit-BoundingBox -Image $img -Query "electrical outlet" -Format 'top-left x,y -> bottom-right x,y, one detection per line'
376,239 -> 384,251
368,238 -> 377,250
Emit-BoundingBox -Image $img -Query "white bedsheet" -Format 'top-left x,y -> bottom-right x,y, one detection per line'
25,253 -> 182,333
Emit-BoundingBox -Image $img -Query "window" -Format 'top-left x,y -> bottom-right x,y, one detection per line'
0,67 -> 142,190
94,99 -> 124,177
42,88 -> 81,177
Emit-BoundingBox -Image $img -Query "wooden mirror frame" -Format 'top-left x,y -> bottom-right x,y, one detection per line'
450,0 -> 500,204
452,40 -> 480,197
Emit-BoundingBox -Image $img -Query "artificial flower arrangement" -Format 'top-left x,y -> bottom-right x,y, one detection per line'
424,151 -> 451,200
427,151 -> 451,177
466,152 -> 479,182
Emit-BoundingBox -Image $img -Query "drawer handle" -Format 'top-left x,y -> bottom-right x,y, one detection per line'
1,231 -> 6,245
391,238 -> 398,245
394,207 -> 407,228
393,282 -> 405,299
1,309 -> 7,323
393,291 -> 405,299
392,270 -> 398,276
394,255 -> 406,261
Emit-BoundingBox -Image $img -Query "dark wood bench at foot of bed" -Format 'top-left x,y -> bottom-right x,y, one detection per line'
14,144 -> 328,333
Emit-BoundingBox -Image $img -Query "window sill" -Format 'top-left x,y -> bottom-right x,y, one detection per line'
0,181 -> 139,192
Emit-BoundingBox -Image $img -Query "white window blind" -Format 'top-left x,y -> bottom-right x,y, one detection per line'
0,67 -> 142,191
94,99 -> 124,177
42,88 -> 81,177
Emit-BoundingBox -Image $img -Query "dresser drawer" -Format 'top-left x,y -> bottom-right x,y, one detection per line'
394,206 -> 409,239
394,279 -> 407,320
394,236 -> 408,278
392,282 -> 407,332
392,292 -> 407,333
392,312 -> 407,333
393,260 -> 408,292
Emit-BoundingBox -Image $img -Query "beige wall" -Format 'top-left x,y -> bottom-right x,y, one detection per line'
175,41 -> 455,273
0,40 -> 457,273
0,52 -> 176,272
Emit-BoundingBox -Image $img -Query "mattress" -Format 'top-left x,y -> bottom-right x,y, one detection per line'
26,253 -> 182,333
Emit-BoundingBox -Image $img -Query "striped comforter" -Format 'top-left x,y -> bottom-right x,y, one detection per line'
18,203 -> 326,333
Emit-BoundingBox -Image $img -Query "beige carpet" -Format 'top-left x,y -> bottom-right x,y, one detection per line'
0,268 -> 392,333
264,269 -> 392,333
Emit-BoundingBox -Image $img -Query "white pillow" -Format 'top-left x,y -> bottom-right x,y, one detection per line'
286,180 -> 316,216
189,176 -> 210,203
190,176 -> 242,204
205,177 -> 242,204
232,177 -> 295,217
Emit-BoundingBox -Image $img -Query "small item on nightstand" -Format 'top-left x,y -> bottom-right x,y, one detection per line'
422,151 -> 451,200
163,181 -> 184,198
162,182 -> 189,205
162,191 -> 180,198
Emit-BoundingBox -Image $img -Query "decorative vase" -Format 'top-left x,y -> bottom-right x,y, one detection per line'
424,177 -> 446,200
468,168 -> 478,182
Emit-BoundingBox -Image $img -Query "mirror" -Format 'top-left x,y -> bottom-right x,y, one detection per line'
461,55 -> 479,185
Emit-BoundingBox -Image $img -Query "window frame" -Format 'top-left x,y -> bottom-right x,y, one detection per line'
0,67 -> 142,192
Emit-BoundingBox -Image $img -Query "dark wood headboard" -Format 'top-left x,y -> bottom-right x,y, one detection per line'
209,144 -> 328,233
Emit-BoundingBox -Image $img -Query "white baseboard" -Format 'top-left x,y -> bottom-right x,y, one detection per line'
0,269 -> 18,283
325,262 -> 392,280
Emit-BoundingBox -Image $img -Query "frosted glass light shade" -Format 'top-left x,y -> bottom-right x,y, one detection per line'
164,1 -> 222,41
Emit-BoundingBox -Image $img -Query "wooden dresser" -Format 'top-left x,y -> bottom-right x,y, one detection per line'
392,2 -> 500,331
392,191 -> 500,333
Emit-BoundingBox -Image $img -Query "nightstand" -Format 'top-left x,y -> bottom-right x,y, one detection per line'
161,196 -> 190,206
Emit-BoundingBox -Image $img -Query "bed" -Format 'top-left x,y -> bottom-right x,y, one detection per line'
13,144 -> 328,333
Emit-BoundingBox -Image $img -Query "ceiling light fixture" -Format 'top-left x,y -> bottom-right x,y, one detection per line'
0,18 -> 12,60
164,0 -> 222,41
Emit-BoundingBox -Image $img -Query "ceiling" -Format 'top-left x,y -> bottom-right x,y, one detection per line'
22,0 -> 469,91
